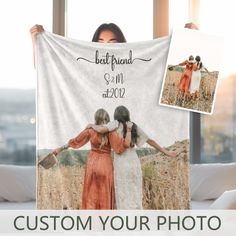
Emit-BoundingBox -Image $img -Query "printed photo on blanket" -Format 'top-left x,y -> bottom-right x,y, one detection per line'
36,32 -> 190,210
159,29 -> 224,114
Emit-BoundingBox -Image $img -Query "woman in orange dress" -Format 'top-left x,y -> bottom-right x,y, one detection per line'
52,108 -> 132,209
170,55 -> 195,99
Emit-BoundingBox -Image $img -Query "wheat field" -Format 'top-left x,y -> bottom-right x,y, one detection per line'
37,140 -> 190,210
160,67 -> 219,113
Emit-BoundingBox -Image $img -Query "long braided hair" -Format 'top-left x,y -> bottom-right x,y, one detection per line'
114,106 -> 138,147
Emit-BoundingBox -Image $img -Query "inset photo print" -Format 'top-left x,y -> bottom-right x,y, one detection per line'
159,28 -> 224,114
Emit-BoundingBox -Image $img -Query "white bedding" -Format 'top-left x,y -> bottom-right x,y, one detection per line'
191,200 -> 214,209
0,165 -> 36,202
190,163 -> 236,201
0,201 -> 35,210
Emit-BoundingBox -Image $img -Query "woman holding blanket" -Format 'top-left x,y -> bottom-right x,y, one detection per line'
31,22 -> 196,210
52,109 -> 132,210
88,106 -> 177,209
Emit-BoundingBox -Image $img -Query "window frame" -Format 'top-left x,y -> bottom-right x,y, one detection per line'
53,0 -> 66,35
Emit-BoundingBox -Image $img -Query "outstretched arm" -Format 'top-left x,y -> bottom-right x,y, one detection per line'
169,60 -> 187,70
203,66 -> 210,74
52,129 -> 90,155
147,139 -> 177,158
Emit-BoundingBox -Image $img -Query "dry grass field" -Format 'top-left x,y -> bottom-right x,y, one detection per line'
37,140 -> 190,210
160,67 -> 219,113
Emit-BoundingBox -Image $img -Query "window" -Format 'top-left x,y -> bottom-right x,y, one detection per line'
169,0 -> 189,31
169,0 -> 236,163
0,0 -> 52,89
199,0 -> 236,163
66,0 -> 153,41
0,0 -> 52,165
201,76 -> 236,163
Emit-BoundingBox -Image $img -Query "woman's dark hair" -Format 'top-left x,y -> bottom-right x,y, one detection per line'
189,55 -> 194,61
195,55 -> 202,69
114,106 -> 138,147
92,23 -> 126,43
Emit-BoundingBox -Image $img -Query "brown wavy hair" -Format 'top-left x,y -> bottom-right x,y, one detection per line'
94,108 -> 110,148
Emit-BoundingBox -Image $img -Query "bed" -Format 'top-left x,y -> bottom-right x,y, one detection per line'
190,163 -> 236,209
191,200 -> 214,209
0,201 -> 35,210
0,165 -> 36,210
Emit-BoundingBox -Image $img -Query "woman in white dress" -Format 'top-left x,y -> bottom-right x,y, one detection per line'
88,106 -> 176,209
189,56 -> 209,99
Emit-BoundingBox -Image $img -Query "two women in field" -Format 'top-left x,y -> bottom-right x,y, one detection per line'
52,106 -> 176,210
169,55 -> 209,102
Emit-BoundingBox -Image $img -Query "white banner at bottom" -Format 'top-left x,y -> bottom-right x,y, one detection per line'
0,210 -> 235,235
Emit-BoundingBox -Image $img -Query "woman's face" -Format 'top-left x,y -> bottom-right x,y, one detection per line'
98,30 -> 118,43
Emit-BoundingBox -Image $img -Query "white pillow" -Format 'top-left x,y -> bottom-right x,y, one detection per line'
0,165 -> 36,202
210,190 -> 236,209
190,163 -> 236,201
0,196 -> 5,201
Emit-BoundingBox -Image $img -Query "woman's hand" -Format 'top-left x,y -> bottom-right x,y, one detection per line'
52,147 -> 63,156
184,22 -> 199,30
30,24 -> 44,67
126,121 -> 133,129
30,24 -> 44,41
164,150 -> 177,158
124,121 -> 133,148
30,24 -> 44,38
